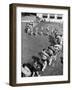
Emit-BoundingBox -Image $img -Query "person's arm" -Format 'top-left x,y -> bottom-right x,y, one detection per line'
32,72 -> 35,77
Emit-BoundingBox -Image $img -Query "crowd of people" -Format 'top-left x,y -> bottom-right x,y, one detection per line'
24,23 -> 49,37
21,28 -> 63,77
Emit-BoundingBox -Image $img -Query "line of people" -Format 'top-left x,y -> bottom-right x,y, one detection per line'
24,25 -> 49,37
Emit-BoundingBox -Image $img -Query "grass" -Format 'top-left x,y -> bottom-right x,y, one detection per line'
21,21 -> 63,76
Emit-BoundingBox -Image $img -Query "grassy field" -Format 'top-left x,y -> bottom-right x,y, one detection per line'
21,21 -> 63,76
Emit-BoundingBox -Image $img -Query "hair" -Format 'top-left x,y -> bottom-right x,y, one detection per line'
32,56 -> 40,61
42,48 -> 46,51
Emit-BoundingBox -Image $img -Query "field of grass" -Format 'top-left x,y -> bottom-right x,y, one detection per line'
21,21 -> 63,76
